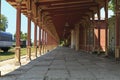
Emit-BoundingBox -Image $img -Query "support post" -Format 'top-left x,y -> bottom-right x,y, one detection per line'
15,1 -> 21,66
42,29 -> 44,54
105,0 -> 108,56
71,30 -> 75,49
44,31 -> 46,53
38,26 -> 41,55
84,28 -> 87,50
115,0 -> 120,60
75,24 -> 80,51
45,32 -> 47,52
97,6 -> 101,54
34,18 -> 38,57
92,13 -> 95,52
27,10 -> 31,60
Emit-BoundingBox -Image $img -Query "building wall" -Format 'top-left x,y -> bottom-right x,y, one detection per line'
47,34 -> 58,51
94,20 -> 106,51
108,16 -> 115,56
78,20 -> 106,52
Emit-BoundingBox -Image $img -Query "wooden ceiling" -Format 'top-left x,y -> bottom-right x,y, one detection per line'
6,0 -> 107,41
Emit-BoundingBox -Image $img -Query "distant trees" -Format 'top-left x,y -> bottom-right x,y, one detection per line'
0,14 -> 8,31
14,31 -> 27,40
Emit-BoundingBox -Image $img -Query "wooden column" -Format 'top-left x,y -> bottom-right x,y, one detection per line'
38,10 -> 42,55
88,25 -> 91,53
75,24 -> 80,51
45,32 -> 47,52
44,30 -> 46,53
105,0 -> 108,56
87,28 -> 89,52
84,28 -> 87,51
92,13 -> 95,52
34,18 -> 38,57
38,26 -> 41,55
42,29 -> 44,54
15,1 -> 21,65
97,6 -> 101,54
115,0 -> 120,59
27,10 -> 31,60
71,30 -> 74,49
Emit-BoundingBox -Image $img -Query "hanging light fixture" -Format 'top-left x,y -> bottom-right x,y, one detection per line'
65,22 -> 69,27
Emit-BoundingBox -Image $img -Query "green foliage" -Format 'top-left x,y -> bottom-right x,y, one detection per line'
108,0 -> 115,14
21,32 -> 27,40
0,14 -> 8,31
14,31 -> 27,40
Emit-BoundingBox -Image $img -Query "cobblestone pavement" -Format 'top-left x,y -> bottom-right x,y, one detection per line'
0,47 -> 120,80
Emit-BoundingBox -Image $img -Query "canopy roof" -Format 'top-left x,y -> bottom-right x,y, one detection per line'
6,0 -> 108,41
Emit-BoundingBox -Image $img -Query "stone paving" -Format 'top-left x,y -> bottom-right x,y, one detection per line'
1,47 -> 120,80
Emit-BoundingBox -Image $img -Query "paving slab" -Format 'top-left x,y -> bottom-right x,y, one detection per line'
1,47 -> 120,80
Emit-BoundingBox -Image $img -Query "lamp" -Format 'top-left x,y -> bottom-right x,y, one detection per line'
65,22 -> 69,27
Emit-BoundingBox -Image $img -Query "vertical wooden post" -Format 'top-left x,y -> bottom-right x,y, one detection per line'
42,29 -> 44,54
88,18 -> 91,52
105,0 -> 108,56
115,0 -> 120,59
84,27 -> 87,51
97,6 -> 101,54
34,18 -> 38,57
15,1 -> 21,66
75,24 -> 80,51
92,13 -> 95,52
45,32 -> 47,52
43,30 -> 45,53
38,26 -> 41,55
27,10 -> 31,60
71,30 -> 74,49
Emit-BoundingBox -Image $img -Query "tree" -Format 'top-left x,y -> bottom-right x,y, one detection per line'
21,32 -> 27,40
0,14 -> 8,31
14,31 -> 27,40
109,0 -> 115,14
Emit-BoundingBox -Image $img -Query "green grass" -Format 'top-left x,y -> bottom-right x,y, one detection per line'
0,47 -> 35,61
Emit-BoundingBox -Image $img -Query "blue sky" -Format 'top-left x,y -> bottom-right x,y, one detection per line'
1,0 -> 114,41
1,0 -> 35,41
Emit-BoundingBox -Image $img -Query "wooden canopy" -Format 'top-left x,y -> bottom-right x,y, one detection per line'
6,0 -> 107,41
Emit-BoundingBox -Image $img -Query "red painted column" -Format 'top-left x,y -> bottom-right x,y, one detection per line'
45,32 -> 47,52
38,26 -> 41,55
42,29 -> 44,54
115,0 -> 120,59
105,0 -> 108,56
44,30 -> 46,53
15,1 -> 21,65
92,13 -> 95,52
34,18 -> 38,57
84,28 -> 86,51
27,10 -> 31,60
97,6 -> 101,54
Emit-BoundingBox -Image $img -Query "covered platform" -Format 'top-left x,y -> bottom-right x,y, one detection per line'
4,0 -> 120,64
6,0 -> 110,64
1,47 -> 120,80
1,0 -> 120,79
